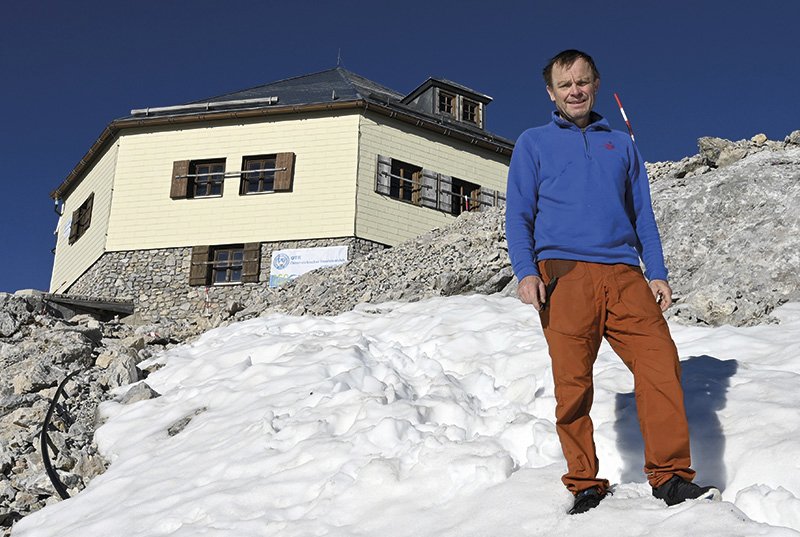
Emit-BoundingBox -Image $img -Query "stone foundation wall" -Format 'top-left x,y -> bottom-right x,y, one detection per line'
66,238 -> 386,321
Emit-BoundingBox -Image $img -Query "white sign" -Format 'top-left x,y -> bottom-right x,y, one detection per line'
269,245 -> 349,287
61,216 -> 72,238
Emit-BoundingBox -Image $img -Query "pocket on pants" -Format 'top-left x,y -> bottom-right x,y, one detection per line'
538,261 -> 595,337
615,265 -> 663,318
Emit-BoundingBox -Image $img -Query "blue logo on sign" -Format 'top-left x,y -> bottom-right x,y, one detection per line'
273,253 -> 290,270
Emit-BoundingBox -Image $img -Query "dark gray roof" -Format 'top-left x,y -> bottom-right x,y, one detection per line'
122,67 -> 406,120
199,67 -> 405,105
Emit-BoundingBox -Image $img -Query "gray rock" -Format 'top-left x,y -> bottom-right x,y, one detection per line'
698,136 -> 734,166
119,336 -> 146,352
654,148 -> 800,326
786,130 -> 800,146
119,383 -> 161,405
98,354 -> 140,389
0,313 -> 18,339
54,323 -> 103,346
0,480 -> 15,502
73,450 -> 106,480
12,362 -> 61,395
716,145 -> 749,167
167,407 -> 207,436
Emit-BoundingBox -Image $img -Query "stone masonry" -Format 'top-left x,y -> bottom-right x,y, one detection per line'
66,238 -> 385,322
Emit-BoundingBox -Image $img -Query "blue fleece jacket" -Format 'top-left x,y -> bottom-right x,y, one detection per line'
505,111 -> 668,282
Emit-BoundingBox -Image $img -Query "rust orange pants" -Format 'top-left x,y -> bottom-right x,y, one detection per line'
538,260 -> 695,493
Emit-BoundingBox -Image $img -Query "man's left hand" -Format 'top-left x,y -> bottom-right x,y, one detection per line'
649,279 -> 673,311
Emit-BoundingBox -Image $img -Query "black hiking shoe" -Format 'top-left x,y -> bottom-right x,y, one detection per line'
652,475 -> 721,506
568,487 -> 606,515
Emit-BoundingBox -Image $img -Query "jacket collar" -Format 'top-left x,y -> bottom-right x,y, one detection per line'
551,110 -> 611,132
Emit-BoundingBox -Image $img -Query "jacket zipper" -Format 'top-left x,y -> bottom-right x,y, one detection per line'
581,128 -> 591,160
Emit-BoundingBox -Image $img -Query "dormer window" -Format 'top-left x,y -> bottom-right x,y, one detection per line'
462,99 -> 480,125
401,78 -> 491,129
438,92 -> 455,117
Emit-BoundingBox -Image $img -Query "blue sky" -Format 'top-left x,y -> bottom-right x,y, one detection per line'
2,0 -> 798,293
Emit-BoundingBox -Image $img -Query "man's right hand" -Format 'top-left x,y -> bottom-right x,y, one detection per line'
518,275 -> 547,311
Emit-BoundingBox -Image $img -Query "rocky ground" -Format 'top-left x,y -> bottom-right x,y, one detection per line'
0,293 -> 191,535
1,130 -> 799,535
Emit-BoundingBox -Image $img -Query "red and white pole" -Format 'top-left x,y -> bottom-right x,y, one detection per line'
613,93 -> 636,143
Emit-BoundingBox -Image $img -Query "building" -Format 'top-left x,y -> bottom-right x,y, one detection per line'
49,67 -> 512,320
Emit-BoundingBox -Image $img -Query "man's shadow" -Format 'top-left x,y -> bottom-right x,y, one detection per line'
614,355 -> 738,489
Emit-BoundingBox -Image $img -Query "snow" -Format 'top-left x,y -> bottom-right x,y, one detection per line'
13,295 -> 800,536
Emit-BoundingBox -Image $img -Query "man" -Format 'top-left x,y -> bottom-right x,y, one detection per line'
505,49 -> 719,515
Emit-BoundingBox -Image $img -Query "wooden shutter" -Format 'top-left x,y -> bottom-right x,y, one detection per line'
420,169 -> 438,208
411,171 -> 422,205
470,187 -> 481,212
241,242 -> 261,283
189,246 -> 210,286
376,155 -> 391,195
438,174 -> 453,213
68,193 -> 94,244
81,193 -> 94,229
479,187 -> 495,212
170,160 -> 191,199
68,207 -> 80,244
274,152 -> 295,192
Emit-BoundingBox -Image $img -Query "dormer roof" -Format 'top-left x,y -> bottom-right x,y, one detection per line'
401,77 -> 492,106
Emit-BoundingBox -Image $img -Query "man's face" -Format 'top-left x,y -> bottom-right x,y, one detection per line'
546,57 -> 600,128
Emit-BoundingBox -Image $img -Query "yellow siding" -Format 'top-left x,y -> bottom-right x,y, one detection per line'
50,141 -> 119,293
106,112 -> 360,251
356,113 -> 509,246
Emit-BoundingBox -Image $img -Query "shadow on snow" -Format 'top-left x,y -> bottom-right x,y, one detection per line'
614,354 -> 738,490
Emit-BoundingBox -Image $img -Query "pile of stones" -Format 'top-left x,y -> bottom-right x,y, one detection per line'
0,292 -> 184,536
645,131 -> 799,181
652,132 -> 800,326
233,207 -> 514,321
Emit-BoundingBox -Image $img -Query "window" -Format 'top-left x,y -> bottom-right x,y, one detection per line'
438,91 -> 455,117
189,243 -> 261,286
240,152 -> 295,194
172,153 -> 294,199
240,155 -> 277,194
461,99 -> 480,125
211,246 -> 244,284
375,155 -> 505,215
449,178 -> 481,215
389,159 -> 422,204
169,159 -> 225,198
69,193 -> 94,245
191,159 -> 225,197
